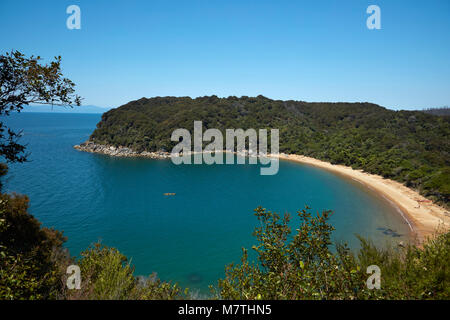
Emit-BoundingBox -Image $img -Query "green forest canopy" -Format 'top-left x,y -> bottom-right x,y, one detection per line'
89,95 -> 450,205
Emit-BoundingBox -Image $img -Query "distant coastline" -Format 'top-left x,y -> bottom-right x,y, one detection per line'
22,105 -> 112,114
74,141 -> 450,242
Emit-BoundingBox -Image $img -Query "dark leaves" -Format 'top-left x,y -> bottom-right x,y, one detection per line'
0,50 -> 82,163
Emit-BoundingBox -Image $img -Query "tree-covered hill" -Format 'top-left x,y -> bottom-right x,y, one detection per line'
89,95 -> 450,205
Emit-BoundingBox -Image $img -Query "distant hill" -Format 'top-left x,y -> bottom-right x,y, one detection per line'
422,107 -> 450,117
88,95 -> 450,205
22,105 -> 112,114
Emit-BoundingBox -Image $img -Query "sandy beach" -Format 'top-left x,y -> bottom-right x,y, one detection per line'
75,142 -> 449,242
273,154 -> 450,243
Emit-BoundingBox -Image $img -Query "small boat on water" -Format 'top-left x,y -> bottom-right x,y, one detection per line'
164,193 -> 176,196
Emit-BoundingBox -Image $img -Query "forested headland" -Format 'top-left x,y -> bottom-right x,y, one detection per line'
89,96 -> 450,206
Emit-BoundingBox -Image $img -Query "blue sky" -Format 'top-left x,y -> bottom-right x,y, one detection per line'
1,0 -> 449,110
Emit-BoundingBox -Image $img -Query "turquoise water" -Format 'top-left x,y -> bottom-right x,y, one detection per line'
3,112 -> 412,294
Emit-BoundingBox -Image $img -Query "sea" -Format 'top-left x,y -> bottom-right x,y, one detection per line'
3,112 -> 412,294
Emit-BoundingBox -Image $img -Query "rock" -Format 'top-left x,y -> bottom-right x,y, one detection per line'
73,141 -> 171,159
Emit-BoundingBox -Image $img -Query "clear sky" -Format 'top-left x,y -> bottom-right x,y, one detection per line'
1,0 -> 449,110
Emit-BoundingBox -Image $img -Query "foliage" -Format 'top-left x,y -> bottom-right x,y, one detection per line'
0,50 -> 83,299
1,200 -> 448,300
89,96 -> 450,205
355,233 -> 449,299
217,206 -> 450,300
64,243 -> 186,300
136,273 -> 188,300
0,194 -> 69,300
0,50 -> 81,163
0,192 -> 186,300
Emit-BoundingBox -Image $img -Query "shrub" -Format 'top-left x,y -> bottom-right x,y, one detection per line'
0,194 -> 68,300
217,206 -> 450,300
65,243 -> 186,300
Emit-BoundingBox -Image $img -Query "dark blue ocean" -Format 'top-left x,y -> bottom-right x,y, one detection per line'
3,112 -> 411,293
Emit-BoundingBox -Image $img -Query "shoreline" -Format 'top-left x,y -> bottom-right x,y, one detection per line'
74,142 -> 450,242
273,154 -> 450,243
74,141 -> 172,159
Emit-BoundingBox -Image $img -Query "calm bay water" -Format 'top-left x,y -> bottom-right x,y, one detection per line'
3,112 -> 411,293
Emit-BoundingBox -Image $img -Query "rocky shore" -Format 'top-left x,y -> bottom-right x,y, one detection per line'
74,142 -> 271,159
74,141 -> 171,159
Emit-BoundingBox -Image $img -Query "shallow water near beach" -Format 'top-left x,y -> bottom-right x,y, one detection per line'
4,112 -> 412,294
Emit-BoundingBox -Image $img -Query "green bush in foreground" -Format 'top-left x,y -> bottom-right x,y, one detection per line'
64,243 -> 186,300
217,206 -> 449,300
1,198 -> 448,300
0,194 -> 68,300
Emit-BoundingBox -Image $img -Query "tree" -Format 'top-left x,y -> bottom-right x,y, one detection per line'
0,51 -> 81,163
0,193 -> 69,299
0,52 -> 81,299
